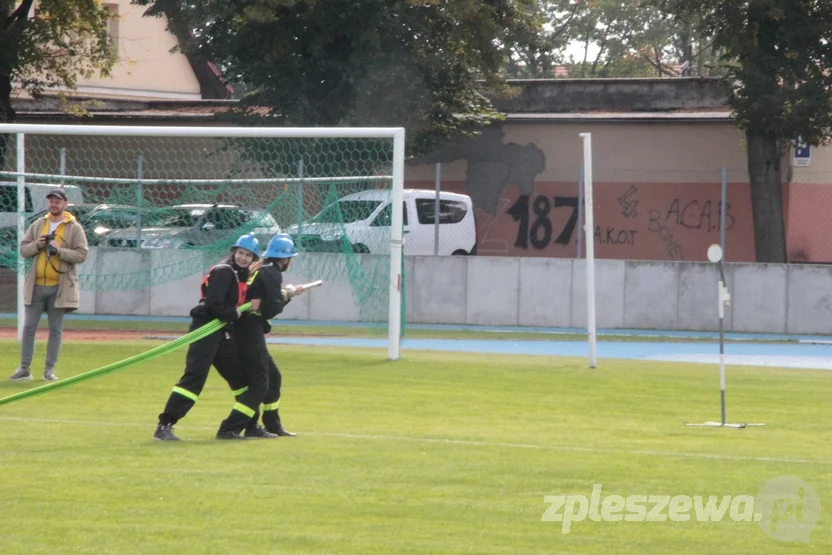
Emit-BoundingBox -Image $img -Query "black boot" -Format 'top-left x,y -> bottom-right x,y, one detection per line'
263,410 -> 296,437
216,429 -> 247,440
244,424 -> 278,439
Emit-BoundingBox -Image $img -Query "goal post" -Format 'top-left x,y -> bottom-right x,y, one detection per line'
0,123 -> 406,360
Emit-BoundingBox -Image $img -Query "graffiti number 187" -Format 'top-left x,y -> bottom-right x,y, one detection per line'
508,195 -> 579,249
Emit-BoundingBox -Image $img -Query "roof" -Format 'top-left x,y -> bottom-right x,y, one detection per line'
339,189 -> 470,201
505,110 -> 734,123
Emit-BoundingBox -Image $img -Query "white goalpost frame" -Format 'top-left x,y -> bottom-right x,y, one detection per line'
1,123 -> 406,361
580,133 -> 597,368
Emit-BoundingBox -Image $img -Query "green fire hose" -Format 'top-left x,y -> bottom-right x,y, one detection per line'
0,302 -> 252,407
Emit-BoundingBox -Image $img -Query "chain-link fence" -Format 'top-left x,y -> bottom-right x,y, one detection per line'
0,129 -> 403,329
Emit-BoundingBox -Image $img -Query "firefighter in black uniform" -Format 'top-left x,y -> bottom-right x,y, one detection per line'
153,233 -> 260,441
216,234 -> 303,439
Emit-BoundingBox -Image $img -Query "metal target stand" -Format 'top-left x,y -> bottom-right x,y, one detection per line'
684,244 -> 765,429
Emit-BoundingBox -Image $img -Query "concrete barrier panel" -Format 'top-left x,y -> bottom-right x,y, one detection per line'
572,260 -> 626,328
278,267 -> 311,320
304,254 -> 361,322
787,265 -> 832,334
149,250 -> 204,317
76,248 -> 97,314
731,263 -> 786,333
519,258 -> 573,327
308,279 -> 359,321
95,249 -> 151,315
466,256 -> 520,326
404,256 -> 415,324
623,261 -> 678,329
412,255 -> 467,324
677,263 -> 733,331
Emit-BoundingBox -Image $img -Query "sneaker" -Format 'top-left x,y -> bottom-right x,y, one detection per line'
43,369 -> 58,381
216,430 -> 247,440
244,426 -> 278,439
9,368 -> 31,381
153,423 -> 180,441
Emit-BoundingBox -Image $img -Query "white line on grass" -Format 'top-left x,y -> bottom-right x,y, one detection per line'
0,415 -> 824,466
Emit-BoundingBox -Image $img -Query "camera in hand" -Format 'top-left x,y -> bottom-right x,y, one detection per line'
43,232 -> 58,256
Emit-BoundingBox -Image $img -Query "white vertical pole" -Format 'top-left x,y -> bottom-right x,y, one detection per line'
136,156 -> 143,244
577,166 -> 584,258
434,163 -> 440,256
580,133 -> 597,368
59,148 -> 67,187
297,159 -> 304,230
719,277 -> 726,425
720,167 -> 727,259
388,129 -> 405,360
16,134 -> 25,341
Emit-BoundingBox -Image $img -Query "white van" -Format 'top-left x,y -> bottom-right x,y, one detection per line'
287,189 -> 477,256
0,183 -> 84,228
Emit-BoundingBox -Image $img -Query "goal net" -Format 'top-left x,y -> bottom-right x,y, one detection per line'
0,125 -> 406,359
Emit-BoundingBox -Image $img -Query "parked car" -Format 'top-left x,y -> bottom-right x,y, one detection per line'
104,204 -> 281,249
285,189 -> 477,256
0,183 -> 84,229
0,202 -> 138,249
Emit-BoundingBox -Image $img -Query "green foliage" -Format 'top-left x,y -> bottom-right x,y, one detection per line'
135,0 -> 543,155
659,0 -> 832,147
0,0 -> 117,121
514,0 -> 728,79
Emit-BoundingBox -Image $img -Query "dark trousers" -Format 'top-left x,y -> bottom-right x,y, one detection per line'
217,318 -> 270,433
158,319 -> 242,425
261,356 -> 284,431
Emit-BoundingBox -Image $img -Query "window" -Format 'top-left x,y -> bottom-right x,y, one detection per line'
313,200 -> 382,224
371,202 -> 408,227
152,208 -> 203,228
91,208 -> 141,229
415,199 -> 467,225
206,208 -> 251,230
0,186 -> 33,213
105,3 -> 120,56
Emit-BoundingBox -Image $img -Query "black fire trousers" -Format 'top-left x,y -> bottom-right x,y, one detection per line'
217,317 -> 270,434
158,318 -> 243,426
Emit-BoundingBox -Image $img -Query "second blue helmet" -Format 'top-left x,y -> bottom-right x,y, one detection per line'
263,234 -> 297,259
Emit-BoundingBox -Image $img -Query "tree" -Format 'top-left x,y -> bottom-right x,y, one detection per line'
1,0 -> 116,173
135,0 -> 544,156
658,0 -> 832,263
553,0 -> 683,78
503,0 -> 577,78
0,0 -> 116,122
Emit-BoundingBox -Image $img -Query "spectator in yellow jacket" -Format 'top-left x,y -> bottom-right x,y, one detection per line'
10,188 -> 89,382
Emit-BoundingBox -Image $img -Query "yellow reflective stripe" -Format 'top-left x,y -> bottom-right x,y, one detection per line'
247,270 -> 259,285
231,386 -> 248,397
172,386 -> 198,402
262,401 -> 280,411
233,402 -> 256,418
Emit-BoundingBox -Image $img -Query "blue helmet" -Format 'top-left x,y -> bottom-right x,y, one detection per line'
263,234 -> 297,259
232,233 -> 260,259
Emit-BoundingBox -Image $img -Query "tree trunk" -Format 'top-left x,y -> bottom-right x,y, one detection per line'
746,131 -> 787,263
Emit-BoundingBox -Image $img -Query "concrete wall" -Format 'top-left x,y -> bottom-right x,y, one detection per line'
76,249 -> 832,335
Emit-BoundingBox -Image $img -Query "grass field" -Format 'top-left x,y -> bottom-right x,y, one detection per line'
0,339 -> 830,554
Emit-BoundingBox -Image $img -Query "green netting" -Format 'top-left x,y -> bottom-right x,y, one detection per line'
0,132 -> 404,329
